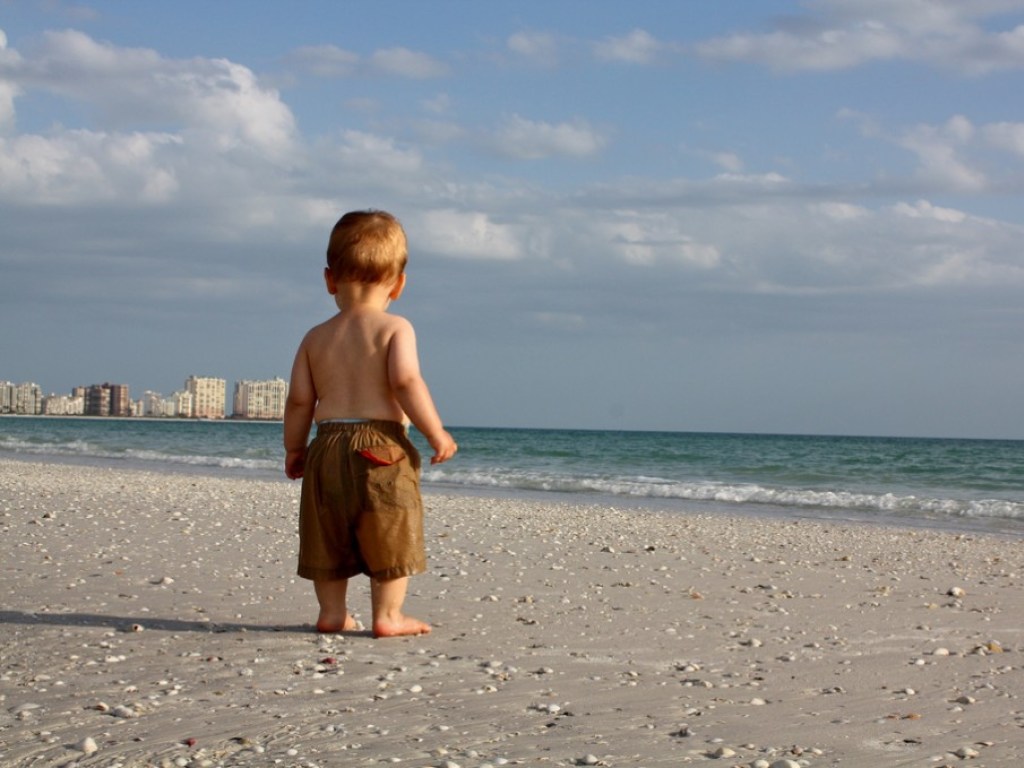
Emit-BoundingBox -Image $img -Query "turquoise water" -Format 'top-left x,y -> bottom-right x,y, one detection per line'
2,416 -> 1022,534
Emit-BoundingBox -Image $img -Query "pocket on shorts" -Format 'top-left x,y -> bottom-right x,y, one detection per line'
359,443 -> 419,517
358,445 -> 407,466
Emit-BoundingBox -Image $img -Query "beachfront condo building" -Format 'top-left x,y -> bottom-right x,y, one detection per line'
82,383 -> 131,417
233,377 -> 288,420
185,376 -> 226,419
0,381 -> 43,415
42,393 -> 85,415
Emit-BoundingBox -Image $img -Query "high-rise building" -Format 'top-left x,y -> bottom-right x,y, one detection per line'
42,392 -> 85,415
141,390 -> 168,417
233,377 -> 288,420
80,383 -> 130,416
185,376 -> 226,419
173,389 -> 194,418
108,384 -> 131,417
0,381 -> 43,414
84,384 -> 112,416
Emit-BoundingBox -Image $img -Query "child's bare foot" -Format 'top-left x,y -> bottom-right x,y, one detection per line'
372,615 -> 431,638
315,613 -> 359,633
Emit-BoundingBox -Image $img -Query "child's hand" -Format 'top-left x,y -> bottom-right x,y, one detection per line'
429,430 -> 458,465
285,448 -> 306,479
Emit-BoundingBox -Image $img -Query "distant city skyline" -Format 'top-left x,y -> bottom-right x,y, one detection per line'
1,374 -> 288,420
2,3 -> 1023,439
2,373 -> 284,396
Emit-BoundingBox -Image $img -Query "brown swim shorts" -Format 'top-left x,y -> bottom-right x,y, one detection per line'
297,419 -> 425,582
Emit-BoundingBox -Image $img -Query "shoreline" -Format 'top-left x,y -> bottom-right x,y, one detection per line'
0,413 -> 282,424
2,458 -> 1023,766
6,412 -> 1024,442
2,449 -> 1022,541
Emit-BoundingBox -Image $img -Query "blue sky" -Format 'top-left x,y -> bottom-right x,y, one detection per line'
2,0 -> 1023,438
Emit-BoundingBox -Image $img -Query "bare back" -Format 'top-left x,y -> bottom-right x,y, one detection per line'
301,307 -> 409,424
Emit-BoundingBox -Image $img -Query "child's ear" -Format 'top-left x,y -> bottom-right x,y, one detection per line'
324,267 -> 337,295
388,272 -> 407,301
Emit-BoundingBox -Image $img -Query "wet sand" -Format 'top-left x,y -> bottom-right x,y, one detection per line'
2,458 -> 1022,767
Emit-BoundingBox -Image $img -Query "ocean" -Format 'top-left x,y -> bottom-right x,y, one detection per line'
2,416 -> 1022,536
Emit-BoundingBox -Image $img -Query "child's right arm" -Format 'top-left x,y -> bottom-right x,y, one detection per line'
283,341 -> 317,479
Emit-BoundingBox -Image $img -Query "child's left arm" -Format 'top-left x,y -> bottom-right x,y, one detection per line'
388,319 -> 457,465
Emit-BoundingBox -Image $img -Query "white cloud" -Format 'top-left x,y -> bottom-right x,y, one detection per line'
712,171 -> 791,186
813,201 -> 869,220
710,151 -> 743,172
370,47 -> 448,78
551,187 -> 1024,296
694,1 -> 1024,73
333,130 -> 424,174
759,196 -> 1021,291
0,29 -> 19,130
695,21 -> 904,72
413,209 -> 522,261
288,43 -> 448,80
0,28 -> 453,246
288,44 -> 359,78
0,27 -> 324,222
943,114 -> 975,142
491,114 -> 607,159
600,213 -> 720,268
899,116 -> 987,192
815,0 -> 963,33
507,31 -> 559,66
0,130 -> 181,203
0,80 -> 16,130
186,60 -> 297,156
421,93 -> 452,114
8,30 -> 297,158
594,29 -> 661,64
677,241 -> 721,269
984,121 -> 1024,156
890,199 -> 968,223
844,111 -> 1024,191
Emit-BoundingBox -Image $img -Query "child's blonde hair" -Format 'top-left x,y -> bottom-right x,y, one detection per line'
326,210 -> 408,285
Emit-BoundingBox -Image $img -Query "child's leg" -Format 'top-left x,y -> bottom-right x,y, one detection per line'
369,576 -> 431,638
313,578 -> 357,633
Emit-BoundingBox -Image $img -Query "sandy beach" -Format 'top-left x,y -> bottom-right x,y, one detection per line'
1,458 -> 1021,767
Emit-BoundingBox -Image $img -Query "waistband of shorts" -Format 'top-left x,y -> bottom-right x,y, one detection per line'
314,419 -> 409,438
